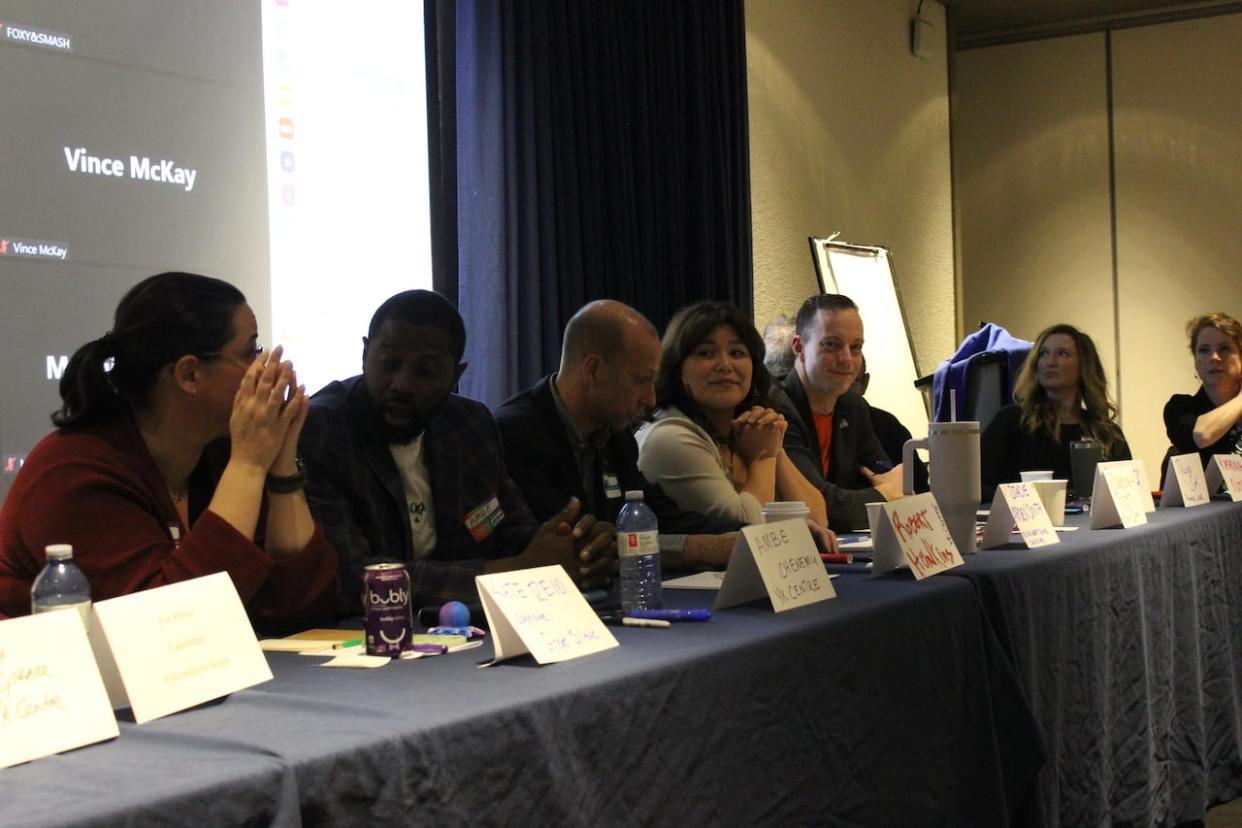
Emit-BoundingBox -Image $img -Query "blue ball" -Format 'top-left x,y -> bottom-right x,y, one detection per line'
439,600 -> 471,628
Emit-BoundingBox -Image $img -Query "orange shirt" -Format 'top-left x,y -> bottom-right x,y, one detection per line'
813,411 -> 834,477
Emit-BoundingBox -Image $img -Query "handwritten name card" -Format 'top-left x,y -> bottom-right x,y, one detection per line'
714,519 -> 835,612
980,482 -> 1059,549
0,610 -> 118,768
1090,461 -> 1149,529
884,493 -> 965,580
89,572 -> 273,724
1205,454 -> 1242,501
1159,453 -> 1210,508
476,565 -> 617,665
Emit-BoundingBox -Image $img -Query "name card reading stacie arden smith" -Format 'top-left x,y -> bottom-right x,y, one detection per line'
88,572 -> 273,724
981,482 -> 1059,550
0,610 -> 119,768
1206,454 -> 1242,501
476,565 -> 618,665
1090,461 -> 1149,529
877,493 -> 964,580
714,519 -> 835,612
1160,453 -> 1210,508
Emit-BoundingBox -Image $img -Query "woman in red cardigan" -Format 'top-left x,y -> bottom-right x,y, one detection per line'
0,272 -> 337,632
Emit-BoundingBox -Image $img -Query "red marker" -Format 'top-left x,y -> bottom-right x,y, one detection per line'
820,553 -> 854,564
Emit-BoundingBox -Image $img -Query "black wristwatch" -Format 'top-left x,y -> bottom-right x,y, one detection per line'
266,457 -> 307,494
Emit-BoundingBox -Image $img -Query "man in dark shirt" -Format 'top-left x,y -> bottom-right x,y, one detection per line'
853,354 -> 929,494
495,300 -> 746,568
300,290 -> 613,615
773,294 -> 905,531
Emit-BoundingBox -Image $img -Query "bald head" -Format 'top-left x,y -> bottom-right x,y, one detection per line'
560,300 -> 658,371
556,300 -> 660,432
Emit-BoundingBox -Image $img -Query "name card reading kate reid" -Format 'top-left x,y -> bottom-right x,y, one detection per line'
981,482 -> 1059,549
1206,454 -> 1242,501
1090,461 -> 1149,529
885,493 -> 964,580
714,519 -> 835,612
1160,453 -> 1210,508
475,566 -> 618,665
0,610 -> 118,768
89,572 -> 272,724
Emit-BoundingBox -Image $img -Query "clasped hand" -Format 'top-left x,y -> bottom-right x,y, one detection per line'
731,405 -> 786,462
228,345 -> 307,474
521,497 -> 617,590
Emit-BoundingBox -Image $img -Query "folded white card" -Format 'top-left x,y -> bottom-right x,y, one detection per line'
476,565 -> 618,665
89,572 -> 273,724
881,493 -> 965,580
0,610 -> 119,768
714,519 -> 835,612
1205,454 -> 1242,501
1159,453 -> 1210,508
980,482 -> 1059,549
1090,461 -> 1149,529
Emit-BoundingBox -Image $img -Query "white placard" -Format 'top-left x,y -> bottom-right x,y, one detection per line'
1205,454 -> 1242,501
1159,453 -> 1210,508
1090,462 -> 1149,529
1129,459 -> 1157,512
0,611 -> 119,768
89,573 -> 273,724
475,565 -> 618,665
714,519 -> 836,612
980,482 -> 1059,549
883,492 -> 965,580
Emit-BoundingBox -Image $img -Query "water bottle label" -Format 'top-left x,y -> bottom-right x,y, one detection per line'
618,530 -> 658,557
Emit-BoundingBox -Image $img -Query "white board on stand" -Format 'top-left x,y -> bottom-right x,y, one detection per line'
809,238 -> 928,438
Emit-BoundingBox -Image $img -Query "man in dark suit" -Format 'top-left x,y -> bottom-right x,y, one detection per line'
300,290 -> 613,616
495,300 -> 744,569
774,294 -> 905,531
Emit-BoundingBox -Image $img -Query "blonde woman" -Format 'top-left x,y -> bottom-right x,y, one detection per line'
981,323 -> 1130,497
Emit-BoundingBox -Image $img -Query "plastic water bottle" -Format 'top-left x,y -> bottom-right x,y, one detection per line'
617,490 -> 661,611
30,544 -> 92,628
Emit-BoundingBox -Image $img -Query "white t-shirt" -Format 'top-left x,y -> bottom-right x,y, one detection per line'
389,435 -> 436,559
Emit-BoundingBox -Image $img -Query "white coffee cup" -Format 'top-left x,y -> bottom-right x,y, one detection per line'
865,501 -> 885,535
1031,479 -> 1068,525
1020,470 -> 1054,482
762,501 -> 810,524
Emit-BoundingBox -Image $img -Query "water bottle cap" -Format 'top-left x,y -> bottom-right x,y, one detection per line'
624,489 -> 645,501
45,544 -> 74,560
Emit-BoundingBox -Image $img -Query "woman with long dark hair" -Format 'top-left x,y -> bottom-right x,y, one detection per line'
636,301 -> 827,526
981,323 -> 1130,497
0,272 -> 337,630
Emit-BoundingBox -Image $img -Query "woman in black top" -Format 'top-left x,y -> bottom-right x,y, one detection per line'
981,324 -> 1130,499
1163,313 -> 1242,467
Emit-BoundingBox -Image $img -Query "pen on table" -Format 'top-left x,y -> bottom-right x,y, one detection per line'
333,637 -> 364,649
597,614 -> 670,628
626,608 -> 712,622
819,553 -> 854,564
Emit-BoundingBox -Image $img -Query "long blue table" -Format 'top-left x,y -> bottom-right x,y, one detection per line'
945,501 -> 1242,826
0,570 -> 1041,826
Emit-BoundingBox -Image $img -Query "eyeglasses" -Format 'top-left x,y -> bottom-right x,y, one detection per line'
199,344 -> 265,365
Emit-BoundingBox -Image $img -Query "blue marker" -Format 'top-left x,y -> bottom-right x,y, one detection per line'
627,608 -> 712,622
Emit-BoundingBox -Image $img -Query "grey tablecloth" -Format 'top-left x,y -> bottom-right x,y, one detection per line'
947,501 -> 1242,826
0,571 -> 1041,827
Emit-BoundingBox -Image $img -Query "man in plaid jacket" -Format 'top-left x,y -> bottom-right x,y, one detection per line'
300,290 -> 614,617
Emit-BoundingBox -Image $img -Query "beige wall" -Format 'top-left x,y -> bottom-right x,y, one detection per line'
746,0 -> 956,376
954,13 -> 1242,474
1112,14 -> 1242,477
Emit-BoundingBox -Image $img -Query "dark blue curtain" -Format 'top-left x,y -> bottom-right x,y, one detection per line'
435,0 -> 753,406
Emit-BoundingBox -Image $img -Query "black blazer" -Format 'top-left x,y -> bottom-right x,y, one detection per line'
774,372 -> 890,531
494,375 -> 742,535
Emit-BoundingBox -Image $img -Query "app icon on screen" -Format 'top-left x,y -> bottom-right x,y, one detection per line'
281,151 -> 295,173
279,117 -> 295,139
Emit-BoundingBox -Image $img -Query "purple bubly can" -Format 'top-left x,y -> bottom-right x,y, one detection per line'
362,563 -> 411,657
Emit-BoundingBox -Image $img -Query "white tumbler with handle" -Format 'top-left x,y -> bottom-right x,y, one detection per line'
903,421 -> 981,554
